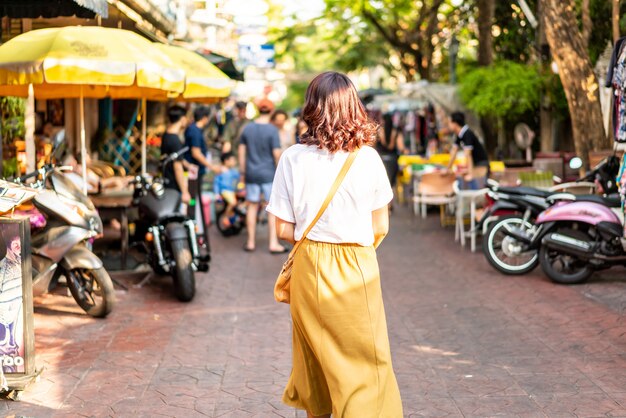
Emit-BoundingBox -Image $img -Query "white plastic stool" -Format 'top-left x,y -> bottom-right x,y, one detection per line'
453,181 -> 488,252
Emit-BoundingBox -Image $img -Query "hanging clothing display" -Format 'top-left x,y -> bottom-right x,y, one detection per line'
607,36 -> 626,142
607,37 -> 626,235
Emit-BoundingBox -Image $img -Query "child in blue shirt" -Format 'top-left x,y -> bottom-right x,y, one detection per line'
214,152 -> 240,227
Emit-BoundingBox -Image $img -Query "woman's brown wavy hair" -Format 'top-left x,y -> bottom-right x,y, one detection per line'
299,71 -> 377,152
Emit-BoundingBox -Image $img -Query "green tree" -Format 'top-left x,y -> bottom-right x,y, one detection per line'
460,61 -> 542,153
0,97 -> 25,178
322,0 -> 464,80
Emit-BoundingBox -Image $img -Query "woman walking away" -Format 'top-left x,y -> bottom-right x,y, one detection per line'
266,71 -> 403,418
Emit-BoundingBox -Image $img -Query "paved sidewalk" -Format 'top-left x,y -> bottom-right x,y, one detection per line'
2,206 -> 626,417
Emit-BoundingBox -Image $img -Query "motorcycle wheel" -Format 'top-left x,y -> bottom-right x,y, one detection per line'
483,215 -> 539,275
539,228 -> 594,284
67,267 -> 115,317
170,238 -> 196,302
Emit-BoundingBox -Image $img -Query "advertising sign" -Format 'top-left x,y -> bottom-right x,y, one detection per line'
0,217 -> 36,390
238,43 -> 275,69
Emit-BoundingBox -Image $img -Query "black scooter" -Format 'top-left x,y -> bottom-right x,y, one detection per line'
131,147 -> 209,302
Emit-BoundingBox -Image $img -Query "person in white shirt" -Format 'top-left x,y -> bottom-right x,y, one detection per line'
266,71 -> 402,418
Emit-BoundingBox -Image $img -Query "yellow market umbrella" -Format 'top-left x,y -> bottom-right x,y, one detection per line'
0,26 -> 185,189
153,43 -> 232,102
135,44 -> 231,182
0,26 -> 184,99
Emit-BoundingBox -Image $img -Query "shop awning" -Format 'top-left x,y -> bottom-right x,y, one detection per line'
198,50 -> 244,81
0,0 -> 109,19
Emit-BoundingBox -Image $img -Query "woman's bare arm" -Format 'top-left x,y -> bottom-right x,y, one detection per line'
372,205 -> 389,249
275,217 -> 296,244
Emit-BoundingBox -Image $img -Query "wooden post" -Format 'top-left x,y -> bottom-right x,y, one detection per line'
80,87 -> 87,195
141,98 -> 147,175
25,84 -> 35,174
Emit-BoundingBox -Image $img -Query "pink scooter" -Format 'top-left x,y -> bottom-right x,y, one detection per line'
535,197 -> 625,284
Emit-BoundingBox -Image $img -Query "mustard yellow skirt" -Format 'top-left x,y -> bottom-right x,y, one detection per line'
283,239 -> 403,417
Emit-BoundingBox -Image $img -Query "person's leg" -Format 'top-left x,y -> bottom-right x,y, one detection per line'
244,184 -> 261,250
465,178 -> 480,190
245,202 -> 259,250
196,175 -> 211,251
187,178 -> 199,219
263,183 -> 286,252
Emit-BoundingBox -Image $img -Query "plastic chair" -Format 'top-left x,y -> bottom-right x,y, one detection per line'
489,161 -> 506,173
428,153 -> 452,166
412,172 -> 456,226
549,181 -> 596,195
453,181 -> 488,252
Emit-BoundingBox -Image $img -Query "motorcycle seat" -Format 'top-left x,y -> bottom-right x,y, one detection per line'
573,193 -> 622,208
495,186 -> 552,198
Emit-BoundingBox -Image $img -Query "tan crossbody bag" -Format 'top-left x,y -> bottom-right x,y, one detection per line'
274,150 -> 359,304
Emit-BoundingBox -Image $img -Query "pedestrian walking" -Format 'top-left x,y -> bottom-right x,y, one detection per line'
445,111 -> 489,189
238,99 -> 286,253
270,109 -> 294,150
161,105 -> 191,204
184,106 -> 222,246
266,71 -> 403,418
222,101 -> 249,156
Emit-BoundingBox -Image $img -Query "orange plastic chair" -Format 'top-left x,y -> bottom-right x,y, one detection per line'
413,172 -> 457,226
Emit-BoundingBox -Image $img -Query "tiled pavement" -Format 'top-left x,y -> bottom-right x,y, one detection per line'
2,206 -> 626,417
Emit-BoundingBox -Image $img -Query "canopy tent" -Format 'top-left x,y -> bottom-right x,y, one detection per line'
368,94 -> 427,112
198,50 -> 244,81
0,0 -> 108,19
358,88 -> 392,106
401,81 -> 484,140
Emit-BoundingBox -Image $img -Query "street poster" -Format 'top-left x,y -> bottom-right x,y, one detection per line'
0,221 -> 25,373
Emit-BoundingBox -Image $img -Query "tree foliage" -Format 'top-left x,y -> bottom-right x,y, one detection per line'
459,61 -> 541,120
492,1 -> 536,63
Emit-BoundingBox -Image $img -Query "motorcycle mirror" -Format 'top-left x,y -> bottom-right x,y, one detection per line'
569,157 -> 583,170
51,129 -> 66,160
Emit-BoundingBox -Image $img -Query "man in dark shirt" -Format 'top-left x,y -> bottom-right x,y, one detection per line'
239,99 -> 285,253
446,111 -> 489,189
161,105 -> 191,203
184,106 -> 222,246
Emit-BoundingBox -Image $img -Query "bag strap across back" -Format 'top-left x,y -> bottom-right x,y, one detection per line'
291,150 -> 359,253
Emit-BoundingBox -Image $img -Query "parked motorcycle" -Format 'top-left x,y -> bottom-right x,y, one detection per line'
131,147 -> 209,302
19,162 -> 115,317
536,193 -> 626,285
481,156 -> 621,275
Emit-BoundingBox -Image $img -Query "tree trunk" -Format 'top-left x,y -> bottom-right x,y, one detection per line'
538,0 -> 554,152
476,0 -> 496,154
477,0 -> 495,66
613,0 -> 620,43
415,49 -> 431,80
581,0 -> 591,50
542,0 -> 610,168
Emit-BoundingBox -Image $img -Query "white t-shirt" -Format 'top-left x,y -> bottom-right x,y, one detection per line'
266,144 -> 393,246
